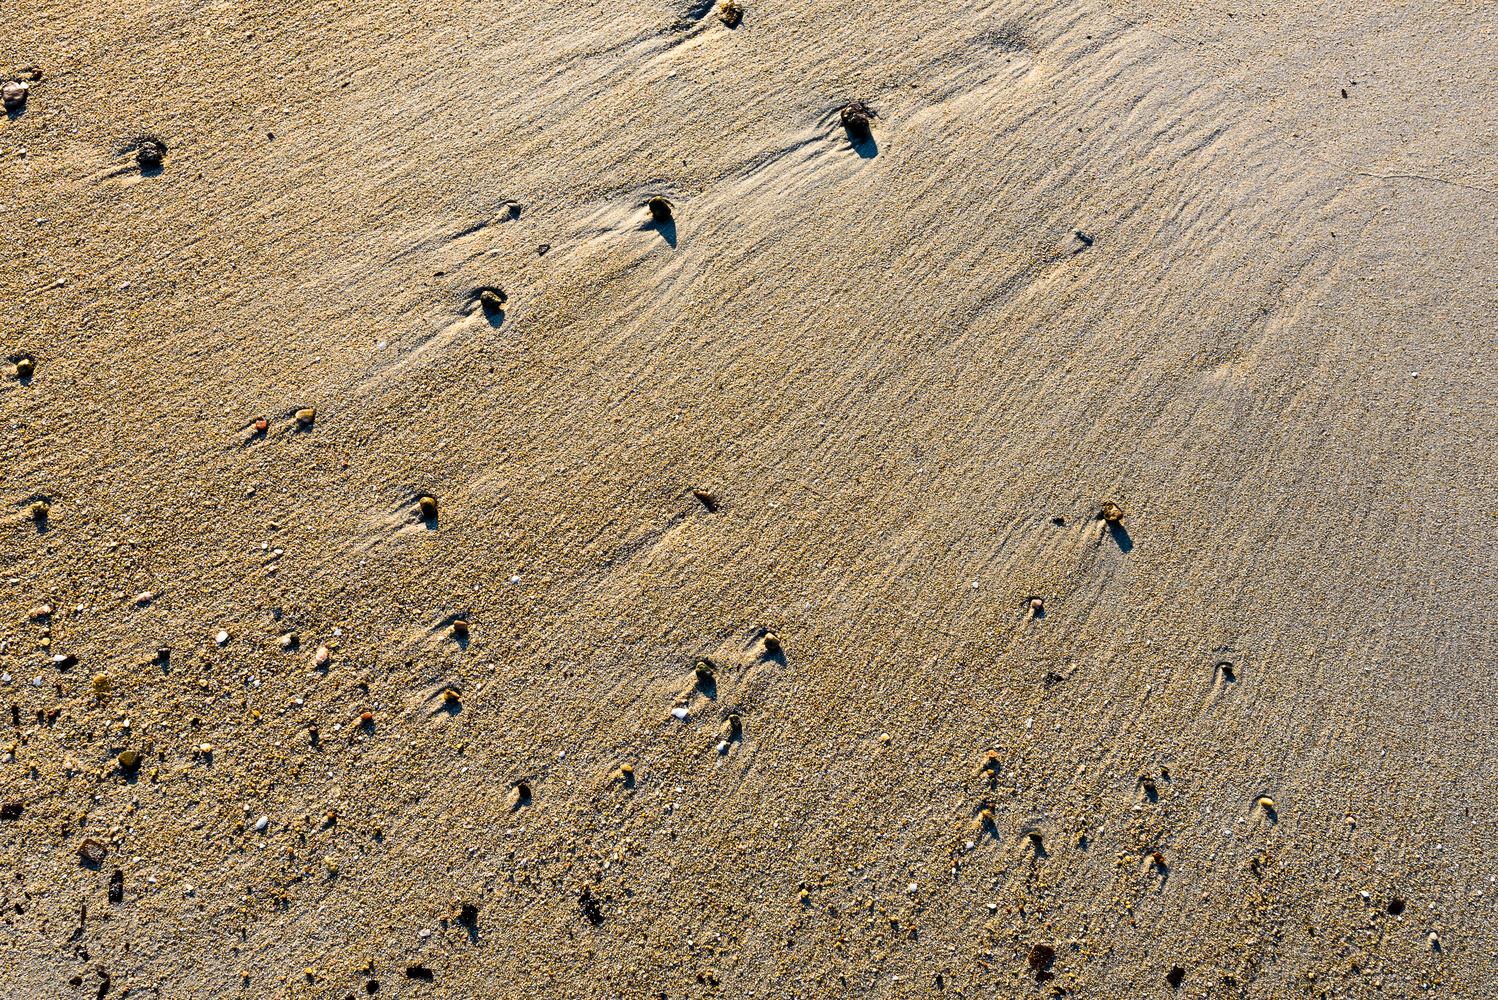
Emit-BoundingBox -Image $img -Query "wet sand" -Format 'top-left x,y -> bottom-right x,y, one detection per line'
2,0 -> 1496,995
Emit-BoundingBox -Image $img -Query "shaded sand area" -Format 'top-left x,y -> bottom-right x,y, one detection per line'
2,0 -> 1496,995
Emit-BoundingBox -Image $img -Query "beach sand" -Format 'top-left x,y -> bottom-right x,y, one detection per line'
2,0 -> 1495,995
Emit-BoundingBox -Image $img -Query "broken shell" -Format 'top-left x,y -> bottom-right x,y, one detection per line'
1100,501 -> 1124,524
1,80 -> 28,111
646,196 -> 673,224
418,495 -> 439,520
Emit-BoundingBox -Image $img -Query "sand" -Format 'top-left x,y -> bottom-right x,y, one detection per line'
2,0 -> 1495,995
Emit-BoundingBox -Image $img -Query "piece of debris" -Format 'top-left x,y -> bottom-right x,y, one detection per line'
691,488 -> 718,512
0,801 -> 22,820
478,288 -> 507,313
1166,965 -> 1186,988
29,500 -> 49,521
840,101 -> 872,142
418,495 -> 439,520
78,838 -> 107,866
137,138 -> 166,168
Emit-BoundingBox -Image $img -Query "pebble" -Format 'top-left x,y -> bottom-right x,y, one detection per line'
717,0 -> 743,26
479,288 -> 507,313
451,619 -> 469,637
647,196 -> 673,224
840,101 -> 873,142
117,750 -> 142,771
1,80 -> 28,111
313,645 -> 330,667
294,407 -> 316,428
418,495 -> 439,520
671,706 -> 689,721
762,631 -> 782,654
252,815 -> 269,832
1100,501 -> 1124,524
137,139 -> 165,168
134,590 -> 154,605
29,500 -> 49,521
216,630 -> 230,646
27,604 -> 51,620
15,356 -> 35,379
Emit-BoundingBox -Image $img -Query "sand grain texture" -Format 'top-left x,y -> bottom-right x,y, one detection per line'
2,0 -> 1495,996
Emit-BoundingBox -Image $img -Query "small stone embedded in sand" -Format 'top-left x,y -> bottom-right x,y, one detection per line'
514,780 -> 532,805
2,80 -> 28,110
694,659 -> 715,684
78,838 -> 107,866
452,619 -> 469,637
278,632 -> 298,650
647,196 -> 673,224
443,687 -> 460,706
313,644 -> 330,667
478,288 -> 507,313
137,138 -> 166,168
1100,501 -> 1124,524
0,801 -> 22,820
717,0 -> 743,26
1028,596 -> 1044,615
134,590 -> 154,605
216,629 -> 230,646
619,763 -> 635,783
726,713 -> 742,736
691,488 -> 718,512
15,356 -> 35,379
671,706 -> 689,721
840,101 -> 873,142
1028,943 -> 1055,976
92,673 -> 111,694
762,631 -> 781,654
253,416 -> 268,433
294,407 -> 316,428
28,604 -> 51,621
418,495 -> 439,520
29,500 -> 49,521
252,815 -> 269,832
117,749 -> 142,772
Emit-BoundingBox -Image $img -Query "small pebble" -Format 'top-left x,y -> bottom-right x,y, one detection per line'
252,815 -> 269,832
671,706 -> 689,721
1100,501 -> 1124,524
478,288 -> 507,312
647,196 -> 673,224
418,495 -> 439,520
451,619 -> 469,637
1,80 -> 28,110
15,356 -> 35,379
137,139 -> 165,168
216,630 -> 230,646
717,0 -> 743,26
294,407 -> 316,428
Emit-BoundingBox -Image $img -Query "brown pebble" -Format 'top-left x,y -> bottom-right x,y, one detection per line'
646,196 -> 673,224
691,488 -> 719,512
762,631 -> 782,654
840,101 -> 872,141
313,645 -> 330,667
418,495 -> 439,520
117,750 -> 142,772
478,288 -> 507,312
294,407 -> 316,427
443,688 -> 460,705
1,80 -> 28,111
1028,596 -> 1044,614
78,838 -> 107,866
359,710 -> 374,724
28,604 -> 51,621
717,0 -> 743,26
137,138 -> 165,168
451,619 -> 469,637
15,356 -> 34,379
1100,501 -> 1124,524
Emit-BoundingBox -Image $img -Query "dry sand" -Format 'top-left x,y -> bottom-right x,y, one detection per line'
3,0 -> 1496,995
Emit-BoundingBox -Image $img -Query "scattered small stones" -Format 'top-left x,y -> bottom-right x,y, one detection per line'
78,838 -> 107,866
418,495 -> 439,520
15,355 -> 35,379
2,80 -> 28,111
1099,501 -> 1124,524
294,407 -> 316,428
840,101 -> 873,142
137,138 -> 166,169
646,196 -> 673,224
717,0 -> 743,26
478,288 -> 507,313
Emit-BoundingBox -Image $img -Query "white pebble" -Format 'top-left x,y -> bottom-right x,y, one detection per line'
216,630 -> 230,646
671,707 -> 689,721
252,815 -> 269,832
